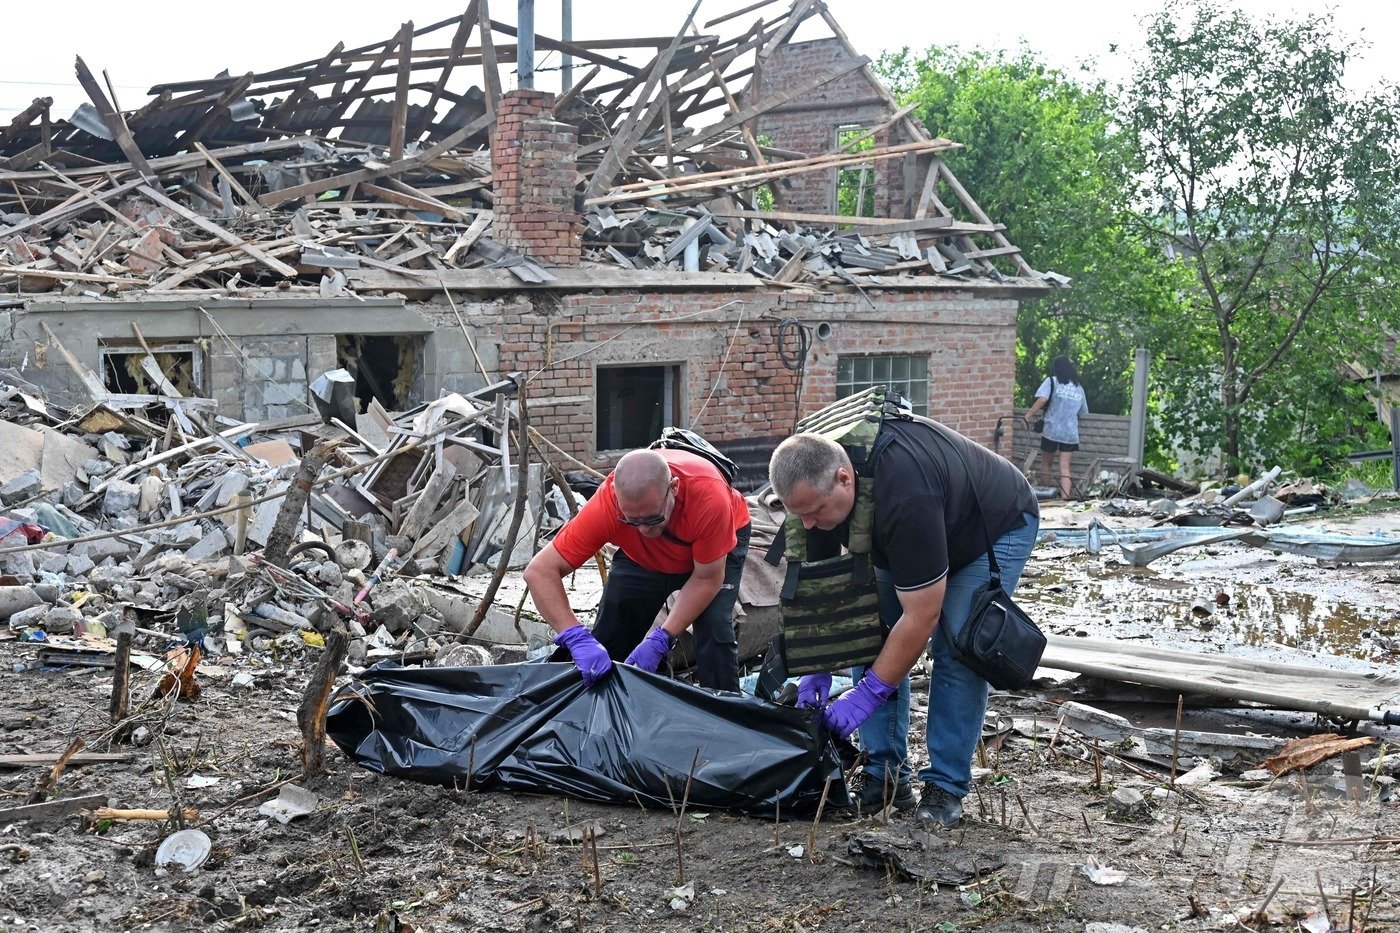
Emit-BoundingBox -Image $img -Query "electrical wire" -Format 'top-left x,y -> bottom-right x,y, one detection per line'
775,317 -> 812,431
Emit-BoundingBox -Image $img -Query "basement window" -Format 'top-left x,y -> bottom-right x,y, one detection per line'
596,363 -> 683,452
336,334 -> 425,413
835,124 -> 876,218
837,354 -> 929,414
100,342 -> 205,396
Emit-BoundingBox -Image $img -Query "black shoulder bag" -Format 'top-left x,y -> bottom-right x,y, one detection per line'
1032,378 -> 1055,434
919,418 -> 1046,690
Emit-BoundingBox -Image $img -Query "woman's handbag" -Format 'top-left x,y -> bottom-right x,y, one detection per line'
916,417 -> 1046,690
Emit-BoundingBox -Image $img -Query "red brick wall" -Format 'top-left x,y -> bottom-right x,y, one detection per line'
429,288 -> 1019,470
492,90 -> 582,265
742,38 -> 914,217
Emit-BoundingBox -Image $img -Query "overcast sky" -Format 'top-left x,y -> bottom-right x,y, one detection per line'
1,0 -> 1393,120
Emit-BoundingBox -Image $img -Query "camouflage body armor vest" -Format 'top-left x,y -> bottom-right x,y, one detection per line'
770,387 -> 902,675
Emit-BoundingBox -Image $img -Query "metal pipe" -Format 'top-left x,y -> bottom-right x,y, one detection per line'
517,0 -> 535,89
1391,407 -> 1399,492
1128,348 -> 1149,464
562,0 -> 573,91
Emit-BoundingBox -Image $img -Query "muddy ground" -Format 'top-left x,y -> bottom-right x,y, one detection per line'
1,503 -> 1398,932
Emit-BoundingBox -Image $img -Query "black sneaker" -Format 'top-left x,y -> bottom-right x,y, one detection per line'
855,777 -> 916,815
915,784 -> 964,829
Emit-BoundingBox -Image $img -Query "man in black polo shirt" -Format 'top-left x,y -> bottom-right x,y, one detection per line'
770,417 -> 1039,827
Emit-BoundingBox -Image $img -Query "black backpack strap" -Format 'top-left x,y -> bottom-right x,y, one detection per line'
755,634 -> 790,703
764,524 -> 787,566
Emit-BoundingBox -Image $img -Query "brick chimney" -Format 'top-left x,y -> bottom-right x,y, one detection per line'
492,89 -> 582,267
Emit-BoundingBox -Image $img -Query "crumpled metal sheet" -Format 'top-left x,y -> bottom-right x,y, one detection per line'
326,661 -> 850,817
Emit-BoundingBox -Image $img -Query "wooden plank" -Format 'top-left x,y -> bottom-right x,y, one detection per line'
936,161 -> 1037,276
348,267 -> 765,292
362,179 -> 467,220
0,752 -> 134,769
590,139 -> 959,206
553,64 -> 602,113
40,322 -> 106,398
321,37 -> 399,135
0,793 -> 109,822
704,0 -> 784,28
148,237 -> 300,291
443,211 -> 493,262
268,43 -> 346,124
192,142 -> 260,213
180,72 -> 254,148
409,495 -> 481,559
583,0 -> 703,200
0,137 -> 308,184
136,184 -> 298,278
0,265 -> 130,285
478,0 -> 502,115
0,97 -> 52,149
399,459 -> 457,540
411,2 -> 479,140
72,57 -> 154,179
487,20 -> 647,77
390,22 -> 414,162
0,180 -> 113,238
678,56 -> 870,153
714,209 -> 998,234
815,6 -> 929,146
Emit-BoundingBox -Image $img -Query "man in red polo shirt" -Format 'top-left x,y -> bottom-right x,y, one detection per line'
523,447 -> 752,692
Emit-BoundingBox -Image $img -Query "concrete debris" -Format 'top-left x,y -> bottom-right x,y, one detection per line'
1,364 -> 561,669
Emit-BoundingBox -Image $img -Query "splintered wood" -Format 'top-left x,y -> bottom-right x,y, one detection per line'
0,2 -> 1047,298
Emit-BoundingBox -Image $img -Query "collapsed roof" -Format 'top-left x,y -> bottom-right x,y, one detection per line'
0,0 -> 1059,298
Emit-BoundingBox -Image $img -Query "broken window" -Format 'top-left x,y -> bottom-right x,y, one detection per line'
596,364 -> 683,452
99,342 -> 205,396
335,335 -> 424,413
835,125 -> 876,218
837,354 -> 929,414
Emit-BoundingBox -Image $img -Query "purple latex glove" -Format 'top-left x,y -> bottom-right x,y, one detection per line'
796,672 -> 833,709
554,625 -> 613,687
624,628 -> 674,673
821,668 -> 899,739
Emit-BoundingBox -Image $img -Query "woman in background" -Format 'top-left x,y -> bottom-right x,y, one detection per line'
1025,355 -> 1089,499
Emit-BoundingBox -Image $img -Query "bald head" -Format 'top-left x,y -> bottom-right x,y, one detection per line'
613,449 -> 672,504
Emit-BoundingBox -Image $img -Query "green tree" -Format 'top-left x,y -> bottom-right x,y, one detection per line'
878,46 -> 1188,414
1126,0 -> 1400,475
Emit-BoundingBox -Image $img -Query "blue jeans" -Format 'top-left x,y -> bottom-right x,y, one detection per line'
853,511 -> 1039,797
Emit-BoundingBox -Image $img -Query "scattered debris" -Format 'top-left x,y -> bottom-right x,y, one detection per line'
1264,734 -> 1377,777
257,784 -> 321,824
1082,855 -> 1128,886
154,828 -> 212,872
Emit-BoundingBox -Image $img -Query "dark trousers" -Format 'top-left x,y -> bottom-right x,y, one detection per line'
590,524 -> 750,692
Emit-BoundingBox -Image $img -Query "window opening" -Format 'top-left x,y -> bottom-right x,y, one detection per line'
836,354 -> 929,414
596,364 -> 683,451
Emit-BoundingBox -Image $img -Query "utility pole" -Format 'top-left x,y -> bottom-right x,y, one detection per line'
562,0 -> 573,91
1128,348 -> 1150,465
518,0 -> 536,89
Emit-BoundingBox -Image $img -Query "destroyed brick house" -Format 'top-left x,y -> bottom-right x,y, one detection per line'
0,0 -> 1059,485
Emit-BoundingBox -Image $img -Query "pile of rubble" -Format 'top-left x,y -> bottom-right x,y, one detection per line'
0,362 -> 574,675
0,2 -> 1058,298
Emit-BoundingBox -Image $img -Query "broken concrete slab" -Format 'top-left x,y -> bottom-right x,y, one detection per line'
184,528 -> 229,562
0,585 -> 43,620
102,480 -> 142,517
0,468 -> 42,504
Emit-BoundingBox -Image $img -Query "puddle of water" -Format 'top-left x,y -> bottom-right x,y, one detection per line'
1019,560 -> 1398,661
